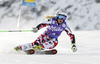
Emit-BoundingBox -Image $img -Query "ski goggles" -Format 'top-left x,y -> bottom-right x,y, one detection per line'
58,15 -> 66,20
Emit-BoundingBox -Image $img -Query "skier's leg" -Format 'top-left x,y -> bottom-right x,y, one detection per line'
19,43 -> 33,50
14,43 -> 33,51
42,38 -> 58,49
31,33 -> 47,48
15,33 -> 46,51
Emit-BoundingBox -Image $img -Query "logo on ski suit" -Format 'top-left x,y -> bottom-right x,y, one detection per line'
50,26 -> 63,31
46,18 -> 67,38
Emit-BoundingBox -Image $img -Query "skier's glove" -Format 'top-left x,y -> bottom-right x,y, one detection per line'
71,43 -> 77,52
33,27 -> 38,33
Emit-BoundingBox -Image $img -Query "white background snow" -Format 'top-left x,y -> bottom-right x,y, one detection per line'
0,0 -> 100,64
0,0 -> 100,30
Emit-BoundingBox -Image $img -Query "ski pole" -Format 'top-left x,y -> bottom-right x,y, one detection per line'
0,30 -> 33,32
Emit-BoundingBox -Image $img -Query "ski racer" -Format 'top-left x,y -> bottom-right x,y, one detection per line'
14,9 -> 77,52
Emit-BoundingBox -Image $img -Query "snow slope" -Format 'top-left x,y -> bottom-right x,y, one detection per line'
0,0 -> 100,30
0,29 -> 100,64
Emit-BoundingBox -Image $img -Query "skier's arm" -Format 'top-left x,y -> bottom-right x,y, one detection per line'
33,19 -> 52,33
37,20 -> 50,30
65,26 -> 77,52
65,26 -> 75,44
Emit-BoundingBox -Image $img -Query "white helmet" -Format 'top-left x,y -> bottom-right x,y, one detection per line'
56,9 -> 67,17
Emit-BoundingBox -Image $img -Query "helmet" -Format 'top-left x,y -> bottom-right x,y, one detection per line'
55,9 -> 67,20
55,9 -> 67,17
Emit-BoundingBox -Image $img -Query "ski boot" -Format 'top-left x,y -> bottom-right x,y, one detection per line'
14,46 -> 21,51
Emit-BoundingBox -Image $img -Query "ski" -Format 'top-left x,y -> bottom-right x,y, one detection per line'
42,49 -> 57,54
24,49 -> 35,54
24,49 -> 57,55
14,45 -> 57,55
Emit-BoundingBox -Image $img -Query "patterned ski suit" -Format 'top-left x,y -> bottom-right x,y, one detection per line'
20,18 -> 75,50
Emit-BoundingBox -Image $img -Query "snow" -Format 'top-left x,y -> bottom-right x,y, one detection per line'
0,29 -> 100,64
0,0 -> 100,30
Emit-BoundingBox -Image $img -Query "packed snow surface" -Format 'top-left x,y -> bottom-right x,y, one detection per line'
0,29 -> 100,64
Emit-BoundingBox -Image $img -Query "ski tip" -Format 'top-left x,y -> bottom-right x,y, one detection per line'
29,50 -> 35,54
44,49 -> 57,55
52,50 -> 57,54
25,49 -> 35,55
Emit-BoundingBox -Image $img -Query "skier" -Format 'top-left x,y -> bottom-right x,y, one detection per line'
14,9 -> 77,52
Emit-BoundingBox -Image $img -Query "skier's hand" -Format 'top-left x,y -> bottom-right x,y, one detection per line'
33,27 -> 38,33
71,43 -> 77,52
